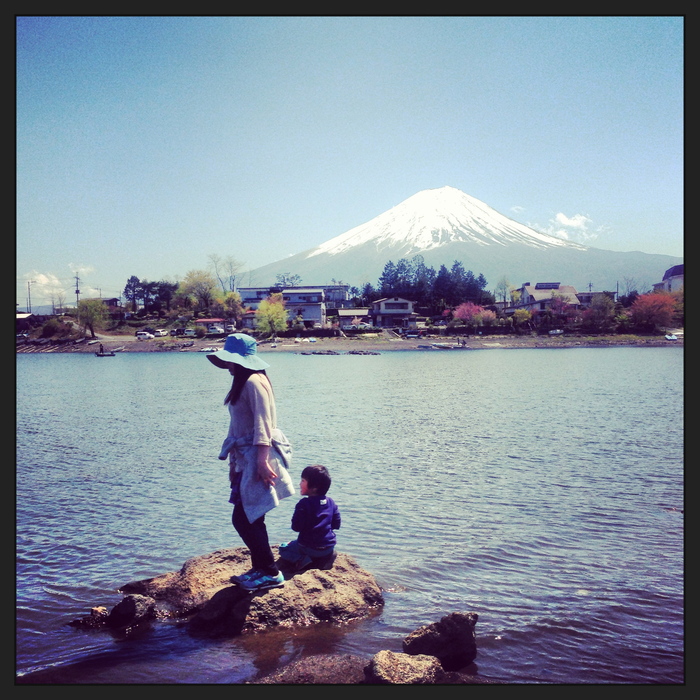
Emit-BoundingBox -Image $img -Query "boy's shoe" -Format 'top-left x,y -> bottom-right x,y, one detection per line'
239,571 -> 285,591
230,568 -> 260,585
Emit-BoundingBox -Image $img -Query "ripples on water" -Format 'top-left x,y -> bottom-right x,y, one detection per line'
16,348 -> 683,683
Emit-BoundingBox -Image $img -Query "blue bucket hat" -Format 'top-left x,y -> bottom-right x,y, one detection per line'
207,333 -> 270,371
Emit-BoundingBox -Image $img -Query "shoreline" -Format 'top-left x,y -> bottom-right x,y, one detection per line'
17,332 -> 683,355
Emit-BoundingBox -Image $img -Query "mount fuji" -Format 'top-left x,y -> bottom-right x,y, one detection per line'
244,186 -> 681,293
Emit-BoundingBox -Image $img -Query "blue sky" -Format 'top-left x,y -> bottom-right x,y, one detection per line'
17,16 -> 683,308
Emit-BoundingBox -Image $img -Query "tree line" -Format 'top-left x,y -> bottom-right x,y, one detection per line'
351,255 -> 493,313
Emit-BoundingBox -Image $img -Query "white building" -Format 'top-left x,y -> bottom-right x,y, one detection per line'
370,297 -> 418,328
653,264 -> 684,293
237,284 -> 351,329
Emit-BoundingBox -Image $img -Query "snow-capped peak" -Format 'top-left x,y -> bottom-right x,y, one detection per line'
306,186 -> 586,259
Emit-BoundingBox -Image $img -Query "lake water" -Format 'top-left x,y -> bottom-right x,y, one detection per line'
16,347 -> 684,684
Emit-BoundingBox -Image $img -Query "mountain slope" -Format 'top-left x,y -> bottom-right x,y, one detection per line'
243,187 -> 681,293
307,186 -> 585,257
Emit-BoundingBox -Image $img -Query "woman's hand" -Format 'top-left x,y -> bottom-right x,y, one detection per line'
256,445 -> 277,487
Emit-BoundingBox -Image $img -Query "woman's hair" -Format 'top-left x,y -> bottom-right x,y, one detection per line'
301,465 -> 332,496
224,365 -> 270,405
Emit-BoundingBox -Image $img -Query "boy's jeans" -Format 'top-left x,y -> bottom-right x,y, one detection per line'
279,539 -> 334,570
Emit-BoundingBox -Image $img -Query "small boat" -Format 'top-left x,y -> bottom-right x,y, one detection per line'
665,334 -> 678,341
431,342 -> 469,350
95,351 -> 115,357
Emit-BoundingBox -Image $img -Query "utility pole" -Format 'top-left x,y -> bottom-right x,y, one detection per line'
74,275 -> 81,308
27,280 -> 36,313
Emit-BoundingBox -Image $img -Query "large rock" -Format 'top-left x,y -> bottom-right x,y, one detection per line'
110,547 -> 383,637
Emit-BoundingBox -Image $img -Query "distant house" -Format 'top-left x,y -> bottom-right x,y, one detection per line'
509,282 -> 581,314
282,287 -> 326,328
236,284 -> 352,329
16,312 -> 34,333
653,264 -> 684,293
576,290 -> 616,308
240,309 -> 257,330
370,297 -> 419,328
336,308 -> 371,328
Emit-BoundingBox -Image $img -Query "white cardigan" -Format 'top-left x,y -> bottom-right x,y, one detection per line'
222,429 -> 295,523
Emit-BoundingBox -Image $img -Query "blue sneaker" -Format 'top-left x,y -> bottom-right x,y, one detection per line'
231,568 -> 260,585
240,571 -> 285,591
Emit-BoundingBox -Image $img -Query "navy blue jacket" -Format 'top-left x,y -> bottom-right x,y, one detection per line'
291,495 -> 341,549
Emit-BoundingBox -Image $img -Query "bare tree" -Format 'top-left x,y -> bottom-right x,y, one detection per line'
209,254 -> 244,293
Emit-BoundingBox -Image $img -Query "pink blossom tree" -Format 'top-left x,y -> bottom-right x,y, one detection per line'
453,302 -> 484,326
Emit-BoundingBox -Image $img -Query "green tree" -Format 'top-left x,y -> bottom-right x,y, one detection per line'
222,291 -> 244,324
123,276 -> 141,312
151,280 -> 179,312
179,270 -> 220,311
138,279 -> 158,313
494,276 -> 511,307
255,293 -> 288,336
581,293 -> 616,332
432,264 -> 452,312
512,308 -> 532,330
77,299 -> 109,338
377,261 -> 398,297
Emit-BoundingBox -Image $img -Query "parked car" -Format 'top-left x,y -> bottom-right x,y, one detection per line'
136,332 -> 154,340
225,324 -> 234,332
154,329 -> 168,337
183,328 -> 196,337
170,328 -> 185,336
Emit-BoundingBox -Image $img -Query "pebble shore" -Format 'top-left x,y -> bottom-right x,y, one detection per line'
17,331 -> 683,355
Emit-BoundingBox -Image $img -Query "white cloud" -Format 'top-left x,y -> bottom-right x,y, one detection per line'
68,263 -> 96,277
538,212 -> 600,245
554,212 -> 591,230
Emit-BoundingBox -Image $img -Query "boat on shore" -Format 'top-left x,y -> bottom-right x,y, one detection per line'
431,342 -> 470,350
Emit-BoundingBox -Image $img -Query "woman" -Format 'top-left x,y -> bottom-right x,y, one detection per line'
207,333 -> 294,591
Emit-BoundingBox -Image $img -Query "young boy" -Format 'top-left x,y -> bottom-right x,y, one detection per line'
279,465 -> 341,572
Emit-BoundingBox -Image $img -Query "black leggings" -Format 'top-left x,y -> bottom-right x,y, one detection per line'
232,504 -> 279,576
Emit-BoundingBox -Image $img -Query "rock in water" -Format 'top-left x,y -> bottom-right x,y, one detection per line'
402,611 -> 478,671
112,547 -> 383,637
364,650 -> 445,684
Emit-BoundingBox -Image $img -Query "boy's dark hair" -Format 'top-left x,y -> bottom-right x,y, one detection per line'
301,465 -> 331,496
